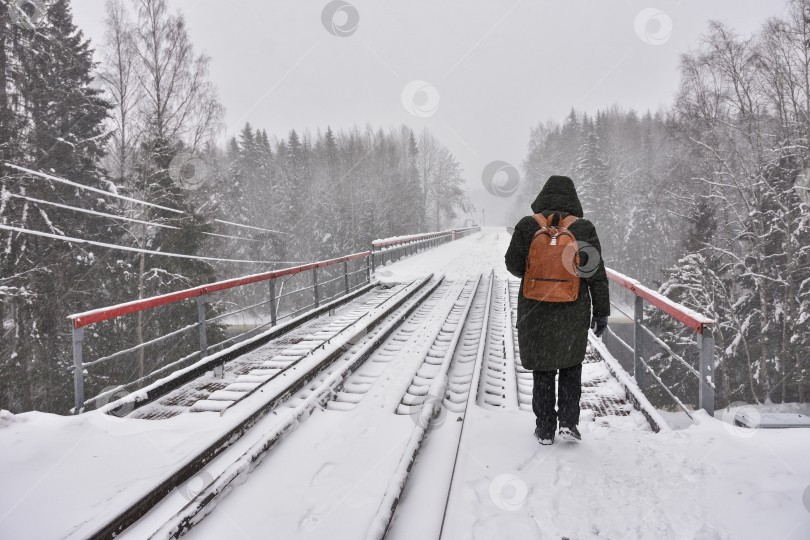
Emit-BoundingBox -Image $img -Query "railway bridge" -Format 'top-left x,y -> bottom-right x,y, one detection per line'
0,229 -> 807,540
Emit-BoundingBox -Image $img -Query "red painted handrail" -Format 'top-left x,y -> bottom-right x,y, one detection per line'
606,268 -> 714,334
69,251 -> 371,329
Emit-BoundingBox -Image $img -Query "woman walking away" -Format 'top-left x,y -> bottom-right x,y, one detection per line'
505,175 -> 610,445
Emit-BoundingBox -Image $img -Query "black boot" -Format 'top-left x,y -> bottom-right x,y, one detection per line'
558,424 -> 581,442
535,425 -> 555,445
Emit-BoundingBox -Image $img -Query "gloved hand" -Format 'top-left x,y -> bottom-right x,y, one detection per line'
590,315 -> 608,338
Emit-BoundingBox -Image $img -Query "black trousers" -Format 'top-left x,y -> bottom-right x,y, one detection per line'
532,363 -> 582,429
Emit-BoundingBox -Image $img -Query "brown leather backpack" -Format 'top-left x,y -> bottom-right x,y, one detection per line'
523,213 -> 580,302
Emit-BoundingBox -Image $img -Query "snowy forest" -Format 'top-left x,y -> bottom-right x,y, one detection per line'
520,3 -> 810,407
0,0 -> 468,413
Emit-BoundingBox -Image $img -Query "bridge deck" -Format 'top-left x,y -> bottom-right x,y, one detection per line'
0,230 -> 807,540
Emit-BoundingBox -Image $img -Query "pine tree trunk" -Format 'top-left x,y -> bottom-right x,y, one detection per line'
784,211 -> 800,403
742,331 -> 759,404
0,7 -> 8,164
752,229 -> 771,400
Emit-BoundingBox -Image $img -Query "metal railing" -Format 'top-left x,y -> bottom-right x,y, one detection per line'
603,268 -> 715,416
371,226 -> 480,269
68,226 -> 481,414
68,252 -> 372,413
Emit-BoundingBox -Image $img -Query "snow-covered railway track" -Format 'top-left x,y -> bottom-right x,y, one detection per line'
153,275 -> 494,540
442,276 -> 490,413
509,279 -> 534,411
89,276 -> 440,540
138,277 -> 487,540
131,283 -> 415,419
364,274 -> 489,539
325,279 -> 474,412
393,279 -> 480,416
477,277 -> 519,409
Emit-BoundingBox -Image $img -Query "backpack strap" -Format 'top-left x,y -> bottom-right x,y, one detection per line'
532,213 -> 578,229
532,213 -> 548,228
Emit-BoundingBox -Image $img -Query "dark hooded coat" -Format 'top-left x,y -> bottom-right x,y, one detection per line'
505,175 -> 610,371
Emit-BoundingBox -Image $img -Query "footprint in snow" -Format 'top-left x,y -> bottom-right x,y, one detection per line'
554,462 -> 576,488
299,510 -> 321,532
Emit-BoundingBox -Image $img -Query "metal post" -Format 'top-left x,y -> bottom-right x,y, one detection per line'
269,279 -> 278,326
634,295 -> 646,391
198,295 -> 218,377
197,295 -> 208,358
313,267 -> 320,307
343,260 -> 350,295
698,325 -> 715,416
367,254 -> 372,283
72,326 -> 85,414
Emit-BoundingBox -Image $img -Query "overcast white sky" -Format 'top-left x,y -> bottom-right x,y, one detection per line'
72,0 -> 786,225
